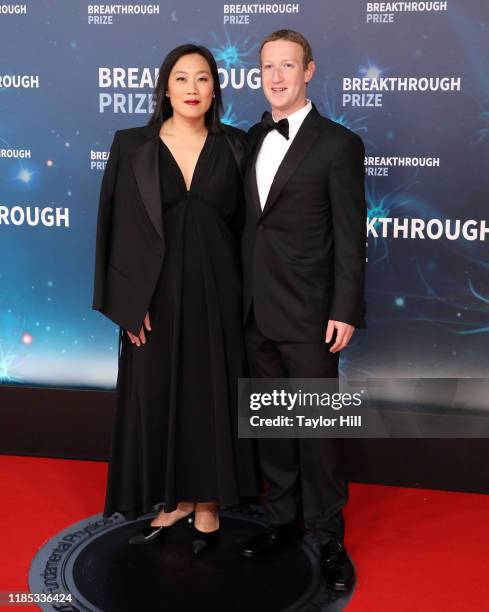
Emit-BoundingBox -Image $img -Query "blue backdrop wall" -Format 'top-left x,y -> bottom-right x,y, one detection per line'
0,0 -> 487,389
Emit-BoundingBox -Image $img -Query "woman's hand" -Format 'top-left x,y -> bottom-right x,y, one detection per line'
127,312 -> 151,347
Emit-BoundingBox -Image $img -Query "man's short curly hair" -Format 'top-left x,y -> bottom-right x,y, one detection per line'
259,29 -> 314,69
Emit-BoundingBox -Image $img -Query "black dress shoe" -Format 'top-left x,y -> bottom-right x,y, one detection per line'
190,523 -> 219,555
128,512 -> 195,545
241,524 -> 300,559
320,539 -> 355,591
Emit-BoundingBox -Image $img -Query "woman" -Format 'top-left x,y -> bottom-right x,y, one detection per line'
92,44 -> 258,553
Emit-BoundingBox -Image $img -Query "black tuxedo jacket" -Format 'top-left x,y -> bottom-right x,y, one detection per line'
242,104 -> 366,342
92,121 -> 245,335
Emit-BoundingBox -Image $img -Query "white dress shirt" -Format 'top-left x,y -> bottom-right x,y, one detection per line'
255,99 -> 312,210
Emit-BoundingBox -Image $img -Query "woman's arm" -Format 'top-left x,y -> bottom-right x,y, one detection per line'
92,130 -> 121,313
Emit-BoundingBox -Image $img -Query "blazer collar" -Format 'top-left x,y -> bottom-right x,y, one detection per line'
259,103 -> 324,218
245,128 -> 267,218
131,120 -> 164,241
141,119 -> 163,141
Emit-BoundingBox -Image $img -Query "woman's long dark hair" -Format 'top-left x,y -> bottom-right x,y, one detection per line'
148,44 -> 223,133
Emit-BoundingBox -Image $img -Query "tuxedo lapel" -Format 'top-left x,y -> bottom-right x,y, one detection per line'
245,129 -> 266,218
131,121 -> 164,241
261,106 -> 323,218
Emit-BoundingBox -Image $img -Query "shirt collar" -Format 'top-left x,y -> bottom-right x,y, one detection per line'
272,99 -> 312,138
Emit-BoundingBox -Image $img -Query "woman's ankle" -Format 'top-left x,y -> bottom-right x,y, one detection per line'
195,502 -> 218,514
194,504 -> 220,531
177,501 -> 195,513
150,502 -> 195,526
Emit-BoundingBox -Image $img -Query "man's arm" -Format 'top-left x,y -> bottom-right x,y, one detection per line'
327,132 -> 367,349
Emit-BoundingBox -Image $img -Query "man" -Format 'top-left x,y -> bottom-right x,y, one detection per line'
241,30 -> 366,592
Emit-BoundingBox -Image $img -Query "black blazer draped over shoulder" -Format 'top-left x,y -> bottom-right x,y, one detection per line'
92,121 -> 246,335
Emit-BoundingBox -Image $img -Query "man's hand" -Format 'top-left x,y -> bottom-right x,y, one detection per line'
127,312 -> 151,347
325,320 -> 354,353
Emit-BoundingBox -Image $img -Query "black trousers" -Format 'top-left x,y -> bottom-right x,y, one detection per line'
245,310 -> 348,545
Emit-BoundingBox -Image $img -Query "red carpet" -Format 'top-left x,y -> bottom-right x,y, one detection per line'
1,454 -> 488,611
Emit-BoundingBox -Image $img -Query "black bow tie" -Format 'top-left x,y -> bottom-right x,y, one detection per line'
261,111 -> 289,140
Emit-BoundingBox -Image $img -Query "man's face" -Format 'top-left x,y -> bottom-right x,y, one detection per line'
260,39 -> 315,118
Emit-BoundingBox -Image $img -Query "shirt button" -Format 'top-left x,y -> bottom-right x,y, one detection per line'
258,225 -> 265,231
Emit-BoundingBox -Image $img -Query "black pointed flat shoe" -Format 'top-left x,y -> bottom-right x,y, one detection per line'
190,523 -> 219,555
128,524 -> 168,545
128,511 -> 195,545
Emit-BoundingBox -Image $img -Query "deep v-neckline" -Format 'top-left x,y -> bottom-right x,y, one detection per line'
159,133 -> 210,193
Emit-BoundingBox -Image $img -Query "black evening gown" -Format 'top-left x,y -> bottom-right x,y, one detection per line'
103,130 -> 258,520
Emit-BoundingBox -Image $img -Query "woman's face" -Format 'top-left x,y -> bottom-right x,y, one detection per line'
166,53 -> 214,121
